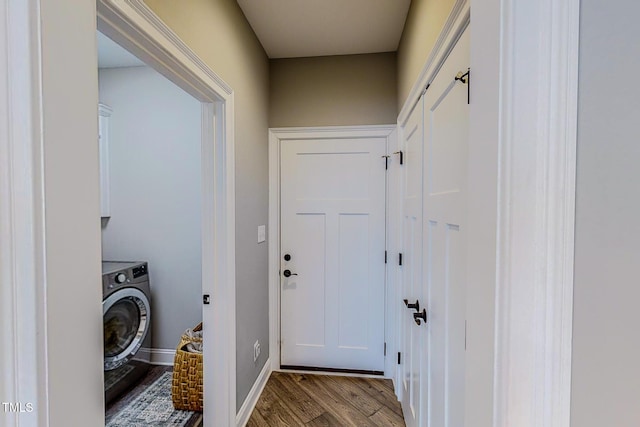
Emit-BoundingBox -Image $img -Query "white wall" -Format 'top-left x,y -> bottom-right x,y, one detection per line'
39,0 -> 105,425
99,66 -> 202,351
572,0 -> 640,425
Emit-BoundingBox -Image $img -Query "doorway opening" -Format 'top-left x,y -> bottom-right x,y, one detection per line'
97,29 -> 204,424
268,126 -> 397,378
97,0 -> 237,424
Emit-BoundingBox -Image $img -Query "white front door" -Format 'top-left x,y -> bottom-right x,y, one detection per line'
423,28 -> 469,427
399,98 -> 426,427
280,136 -> 387,372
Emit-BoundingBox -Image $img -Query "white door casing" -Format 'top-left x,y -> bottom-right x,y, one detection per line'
97,1 -> 237,425
423,27 -> 470,427
399,96 -> 425,427
0,1 -> 49,425
280,136 -> 387,372
385,128 -> 403,384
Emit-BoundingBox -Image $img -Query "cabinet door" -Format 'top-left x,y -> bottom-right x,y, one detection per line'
98,103 -> 112,218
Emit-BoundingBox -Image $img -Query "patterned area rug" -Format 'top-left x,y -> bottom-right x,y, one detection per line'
106,370 -> 202,427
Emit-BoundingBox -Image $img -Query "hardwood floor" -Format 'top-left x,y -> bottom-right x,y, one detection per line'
247,372 -> 405,427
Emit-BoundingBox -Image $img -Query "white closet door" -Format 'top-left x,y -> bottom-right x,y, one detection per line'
423,27 -> 470,427
399,27 -> 470,427
400,96 -> 426,427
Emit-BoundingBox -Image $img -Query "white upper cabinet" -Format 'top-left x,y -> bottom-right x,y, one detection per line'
98,103 -> 112,218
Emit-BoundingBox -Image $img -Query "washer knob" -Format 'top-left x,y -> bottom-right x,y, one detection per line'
115,273 -> 127,284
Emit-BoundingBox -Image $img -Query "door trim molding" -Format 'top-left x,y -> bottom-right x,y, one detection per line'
97,2 -> 237,424
0,1 -> 49,425
268,125 -> 397,376
492,0 -> 579,425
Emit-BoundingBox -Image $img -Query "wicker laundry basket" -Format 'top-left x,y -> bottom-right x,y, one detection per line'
171,322 -> 203,412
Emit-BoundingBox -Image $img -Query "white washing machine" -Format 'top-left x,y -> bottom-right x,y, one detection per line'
102,261 -> 152,404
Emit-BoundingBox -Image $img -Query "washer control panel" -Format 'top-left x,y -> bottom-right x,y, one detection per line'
132,264 -> 148,278
103,262 -> 149,292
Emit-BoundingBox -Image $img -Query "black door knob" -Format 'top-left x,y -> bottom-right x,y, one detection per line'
404,299 -> 420,311
283,269 -> 298,278
414,309 -> 428,326
284,254 -> 292,261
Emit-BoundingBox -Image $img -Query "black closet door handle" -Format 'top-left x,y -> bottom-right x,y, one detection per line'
283,269 -> 297,278
414,309 -> 428,326
404,299 -> 420,311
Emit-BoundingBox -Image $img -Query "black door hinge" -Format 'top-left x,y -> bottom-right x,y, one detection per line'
455,68 -> 470,104
203,294 -> 211,305
384,342 -> 387,356
385,156 -> 389,170
399,253 -> 403,266
397,352 -> 401,365
393,150 -> 404,165
466,68 -> 470,104
385,251 -> 387,264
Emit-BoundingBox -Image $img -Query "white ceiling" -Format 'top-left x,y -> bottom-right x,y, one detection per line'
236,0 -> 412,59
97,31 -> 146,69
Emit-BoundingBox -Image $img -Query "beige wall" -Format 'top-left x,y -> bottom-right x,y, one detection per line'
269,52 -> 397,127
397,0 -> 456,110
145,0 -> 270,412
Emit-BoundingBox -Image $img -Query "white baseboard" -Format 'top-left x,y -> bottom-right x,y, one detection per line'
136,348 -> 176,366
236,358 -> 271,427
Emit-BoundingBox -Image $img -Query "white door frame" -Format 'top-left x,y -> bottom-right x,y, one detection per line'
97,2 -> 237,425
469,0 -> 579,424
0,1 -> 49,425
268,125 -> 397,377
489,0 -> 579,424
397,0 -> 579,425
0,0 -> 237,425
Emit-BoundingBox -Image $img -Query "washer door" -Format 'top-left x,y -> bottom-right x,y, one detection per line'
103,287 -> 150,371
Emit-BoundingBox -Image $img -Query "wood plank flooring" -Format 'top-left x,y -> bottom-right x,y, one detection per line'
247,372 -> 405,427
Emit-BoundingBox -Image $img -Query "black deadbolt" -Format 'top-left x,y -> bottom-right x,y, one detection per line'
284,254 -> 291,261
